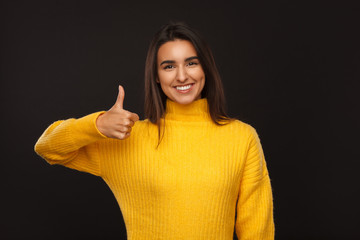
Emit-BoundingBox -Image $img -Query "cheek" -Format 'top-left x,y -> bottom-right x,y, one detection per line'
158,75 -> 175,96
189,69 -> 205,82
158,71 -> 174,84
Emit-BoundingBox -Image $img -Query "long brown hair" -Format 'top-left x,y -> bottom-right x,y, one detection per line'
144,21 -> 233,145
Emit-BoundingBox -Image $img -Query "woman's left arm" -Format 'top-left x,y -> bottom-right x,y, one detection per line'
235,126 -> 275,240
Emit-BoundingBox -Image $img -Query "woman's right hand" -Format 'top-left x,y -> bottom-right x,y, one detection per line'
96,85 -> 139,140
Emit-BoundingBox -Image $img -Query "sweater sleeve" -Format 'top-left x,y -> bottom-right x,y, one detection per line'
235,126 -> 275,240
34,111 -> 107,176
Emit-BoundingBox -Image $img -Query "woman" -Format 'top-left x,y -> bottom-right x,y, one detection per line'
35,22 -> 275,239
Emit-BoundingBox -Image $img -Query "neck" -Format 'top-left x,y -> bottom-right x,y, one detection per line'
164,98 -> 211,122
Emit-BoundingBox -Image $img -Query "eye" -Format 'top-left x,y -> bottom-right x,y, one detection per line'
187,61 -> 198,67
163,65 -> 174,70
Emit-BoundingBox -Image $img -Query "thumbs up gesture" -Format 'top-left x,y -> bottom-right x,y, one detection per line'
96,85 -> 140,140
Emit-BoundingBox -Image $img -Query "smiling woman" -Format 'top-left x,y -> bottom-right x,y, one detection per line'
144,22 -> 232,130
156,39 -> 205,105
34,21 -> 275,240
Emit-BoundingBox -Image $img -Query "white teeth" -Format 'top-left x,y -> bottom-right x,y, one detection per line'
176,84 -> 192,90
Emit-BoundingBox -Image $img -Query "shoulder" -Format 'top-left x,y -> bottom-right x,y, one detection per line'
131,119 -> 158,137
222,119 -> 258,138
133,119 -> 155,129
221,119 -> 264,150
228,120 -> 264,154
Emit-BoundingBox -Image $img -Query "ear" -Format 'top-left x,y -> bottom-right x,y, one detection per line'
156,77 -> 160,83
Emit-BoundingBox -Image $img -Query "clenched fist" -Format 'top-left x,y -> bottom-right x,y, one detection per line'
96,85 -> 139,140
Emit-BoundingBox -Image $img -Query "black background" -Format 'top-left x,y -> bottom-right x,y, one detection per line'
1,0 -> 359,239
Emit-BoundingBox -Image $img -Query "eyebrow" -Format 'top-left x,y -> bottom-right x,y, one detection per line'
160,56 -> 199,66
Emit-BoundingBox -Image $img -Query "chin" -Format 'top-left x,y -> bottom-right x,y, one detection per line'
172,96 -> 198,105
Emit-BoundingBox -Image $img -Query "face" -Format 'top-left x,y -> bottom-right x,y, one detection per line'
157,39 -> 205,105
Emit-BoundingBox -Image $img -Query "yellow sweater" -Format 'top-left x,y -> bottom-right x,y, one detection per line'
35,98 -> 274,240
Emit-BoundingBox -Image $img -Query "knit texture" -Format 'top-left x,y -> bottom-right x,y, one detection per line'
35,98 -> 274,240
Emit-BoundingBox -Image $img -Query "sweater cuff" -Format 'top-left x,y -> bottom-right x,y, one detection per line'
71,111 -> 108,148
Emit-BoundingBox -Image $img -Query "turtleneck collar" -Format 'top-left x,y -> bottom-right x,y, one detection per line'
164,98 -> 211,122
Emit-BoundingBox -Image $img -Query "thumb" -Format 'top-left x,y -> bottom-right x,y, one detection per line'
115,85 -> 125,109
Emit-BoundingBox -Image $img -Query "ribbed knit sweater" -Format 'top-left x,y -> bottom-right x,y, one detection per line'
34,98 -> 274,240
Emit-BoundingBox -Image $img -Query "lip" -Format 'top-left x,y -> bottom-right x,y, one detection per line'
174,83 -> 194,93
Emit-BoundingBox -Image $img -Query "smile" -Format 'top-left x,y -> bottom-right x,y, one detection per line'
175,84 -> 193,91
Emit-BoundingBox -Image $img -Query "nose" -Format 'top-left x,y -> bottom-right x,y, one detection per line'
176,65 -> 188,82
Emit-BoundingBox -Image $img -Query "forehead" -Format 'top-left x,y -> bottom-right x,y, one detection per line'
157,40 -> 197,61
